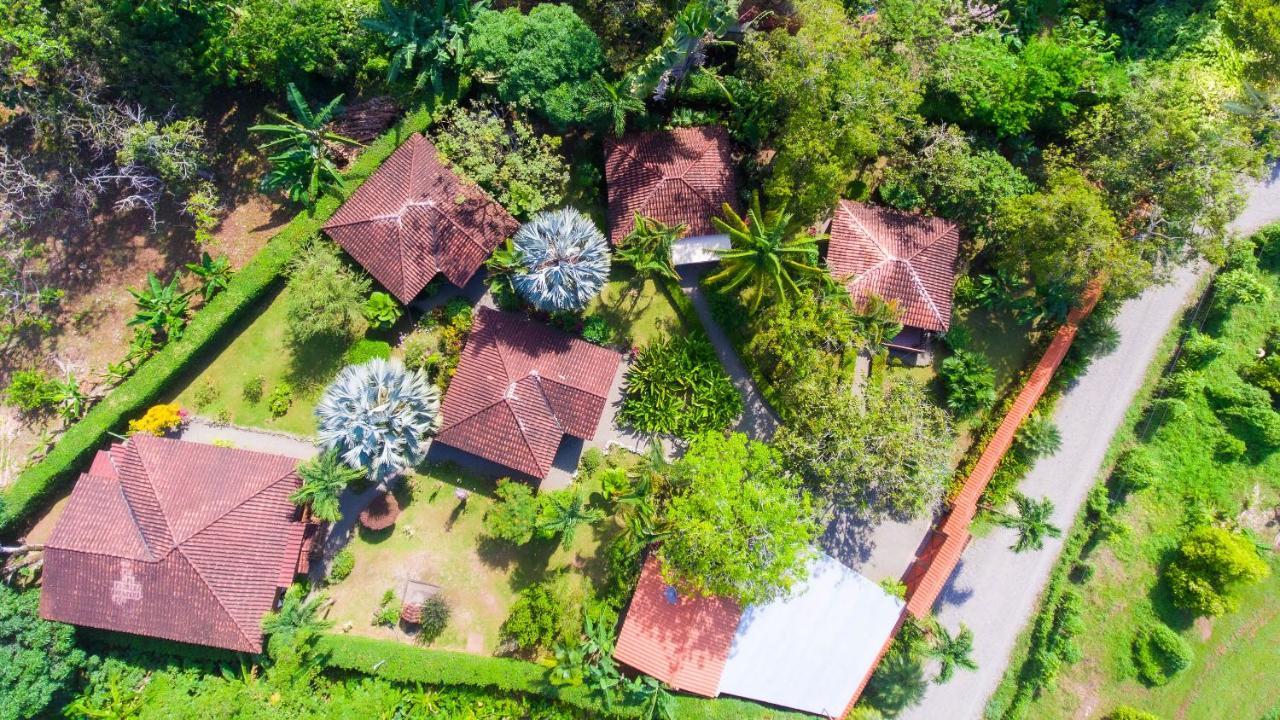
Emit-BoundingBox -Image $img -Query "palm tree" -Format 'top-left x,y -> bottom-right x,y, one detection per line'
537,490 -> 606,548
289,449 -> 366,522
616,214 -> 684,281
928,622 -> 978,683
988,493 -> 1062,553
250,84 -> 362,207
315,359 -> 441,483
185,252 -> 233,301
706,195 -> 825,311
627,0 -> 739,100
850,292 -> 904,355
584,75 -> 646,136
361,0 -> 487,94
511,208 -> 612,313
483,237 -> 525,298
127,272 -> 192,343
261,584 -> 333,645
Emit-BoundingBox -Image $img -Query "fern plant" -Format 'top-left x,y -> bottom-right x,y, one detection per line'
511,208 -> 611,313
315,358 -> 441,483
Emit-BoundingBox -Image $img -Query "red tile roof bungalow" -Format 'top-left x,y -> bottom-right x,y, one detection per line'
39,436 -> 309,653
433,307 -> 622,479
322,134 -> 519,304
604,126 -> 740,265
827,200 -> 961,355
615,553 -> 905,717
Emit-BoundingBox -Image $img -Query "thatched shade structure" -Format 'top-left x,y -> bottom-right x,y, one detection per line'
359,492 -> 401,531
400,602 -> 423,625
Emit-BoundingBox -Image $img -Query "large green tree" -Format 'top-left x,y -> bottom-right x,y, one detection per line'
0,585 -> 85,720
657,432 -> 818,605
1164,525 -> 1271,616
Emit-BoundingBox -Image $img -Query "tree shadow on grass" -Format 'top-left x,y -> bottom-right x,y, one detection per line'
1149,546 -> 1197,633
286,333 -> 352,391
357,524 -> 395,544
475,535 -> 560,591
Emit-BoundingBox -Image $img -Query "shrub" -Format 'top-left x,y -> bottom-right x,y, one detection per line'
581,315 -> 611,346
362,291 -> 402,329
1158,370 -> 1203,399
1164,525 -> 1271,616
329,548 -> 356,583
940,348 -> 997,416
1205,380 -> 1280,448
400,329 -> 436,372
1106,707 -> 1162,720
343,339 -> 393,365
193,378 -> 220,410
1178,330 -> 1224,370
417,595 -> 451,644
1213,268 -> 1271,313
578,447 -> 604,478
242,375 -> 265,403
268,383 -> 294,418
0,585 -> 86,720
127,403 -> 184,436
433,105 -> 568,217
373,590 -> 401,627
483,480 -> 540,545
1110,446 -> 1157,493
4,369 -> 59,414
500,583 -> 564,652
619,333 -> 743,437
284,241 -> 371,346
1131,620 -> 1193,686
1240,345 -> 1280,401
511,208 -> 611,313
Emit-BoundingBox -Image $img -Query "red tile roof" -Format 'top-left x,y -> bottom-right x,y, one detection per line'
434,307 -> 622,479
39,436 -> 306,653
614,555 -> 742,697
323,134 -> 519,303
604,126 -> 739,245
827,200 -> 960,333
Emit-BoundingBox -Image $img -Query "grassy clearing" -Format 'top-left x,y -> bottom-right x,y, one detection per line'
324,451 -> 633,656
1018,261 -> 1280,720
586,267 -> 689,347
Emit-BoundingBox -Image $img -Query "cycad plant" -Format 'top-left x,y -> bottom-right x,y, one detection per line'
315,358 -> 441,483
616,213 -> 684,281
250,84 -> 362,207
511,208 -> 611,313
707,195 -> 825,311
362,0 -> 488,94
289,449 -> 367,522
127,272 -> 192,343
537,489 -> 606,548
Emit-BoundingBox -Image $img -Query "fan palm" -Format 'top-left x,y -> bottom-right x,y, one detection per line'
706,195 -> 825,311
289,449 -> 366,522
315,358 -> 441,483
988,493 -> 1062,553
250,84 -> 362,207
362,0 -> 487,94
616,214 -> 684,281
928,623 -> 978,682
261,584 -> 333,645
127,272 -> 192,342
511,208 -> 611,313
537,490 -> 606,548
584,74 -> 646,136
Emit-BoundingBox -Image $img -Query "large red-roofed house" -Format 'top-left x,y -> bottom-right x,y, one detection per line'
39,436 -> 309,653
604,126 -> 740,265
433,307 -> 622,479
827,200 -> 961,354
323,134 -> 519,304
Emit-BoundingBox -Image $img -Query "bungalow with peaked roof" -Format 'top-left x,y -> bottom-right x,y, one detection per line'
604,126 -> 740,266
39,436 -> 309,653
614,553 -> 904,717
322,134 -> 520,304
827,200 -> 961,360
433,307 -> 622,480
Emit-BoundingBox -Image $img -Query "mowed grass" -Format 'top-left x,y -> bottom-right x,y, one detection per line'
324,453 -> 631,656
1024,260 -> 1280,719
167,284 -> 358,435
586,267 -> 688,347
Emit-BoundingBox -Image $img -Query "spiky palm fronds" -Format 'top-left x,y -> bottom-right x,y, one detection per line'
315,358 -> 441,483
249,84 -> 362,207
616,213 -> 684,281
289,449 -> 366,522
990,493 -> 1062,553
706,194 -> 825,311
512,208 -> 611,313
261,583 -> 333,645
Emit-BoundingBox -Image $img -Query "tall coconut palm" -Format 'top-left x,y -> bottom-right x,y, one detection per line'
511,208 -> 611,313
707,195 -> 825,311
362,0 -> 487,94
928,622 -> 978,682
261,584 -> 333,645
289,449 -> 366,522
989,493 -> 1062,553
537,490 -> 606,548
616,213 -> 684,281
315,358 -> 441,483
250,84 -> 362,207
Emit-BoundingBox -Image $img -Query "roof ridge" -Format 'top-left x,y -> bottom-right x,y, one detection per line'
173,545 -> 258,651
523,374 -> 566,436
537,373 -> 612,402
498,398 -> 545,477
896,220 -> 955,263
178,465 -> 299,544
113,477 -> 157,562
123,440 -> 177,551
902,261 -> 948,327
843,204 -> 895,263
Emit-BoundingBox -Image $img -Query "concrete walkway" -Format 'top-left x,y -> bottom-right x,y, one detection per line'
903,168 -> 1280,720
179,418 -> 318,459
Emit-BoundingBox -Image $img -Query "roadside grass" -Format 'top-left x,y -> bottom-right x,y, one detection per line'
1002,263 -> 1280,720
323,451 -> 633,656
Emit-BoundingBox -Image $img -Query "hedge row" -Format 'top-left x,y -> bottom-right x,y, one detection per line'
0,97 -> 447,534
315,634 -> 806,720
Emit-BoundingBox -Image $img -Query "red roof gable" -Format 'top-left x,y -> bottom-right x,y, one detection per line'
434,308 -> 622,479
323,134 -> 519,303
614,555 -> 742,697
604,126 -> 739,245
39,436 -> 306,653
827,200 -> 960,333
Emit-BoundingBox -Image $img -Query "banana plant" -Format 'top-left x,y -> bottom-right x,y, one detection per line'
250,84 -> 362,207
185,252 -> 233,301
362,0 -> 489,94
127,272 -> 192,343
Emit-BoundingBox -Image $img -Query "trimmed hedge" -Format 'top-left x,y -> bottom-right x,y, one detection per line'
315,634 -> 807,720
0,98 -> 448,534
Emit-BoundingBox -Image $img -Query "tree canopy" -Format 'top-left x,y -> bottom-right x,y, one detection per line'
0,585 -> 85,720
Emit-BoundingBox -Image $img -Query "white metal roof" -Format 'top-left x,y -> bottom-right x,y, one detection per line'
671,234 -> 730,266
717,553 -> 905,717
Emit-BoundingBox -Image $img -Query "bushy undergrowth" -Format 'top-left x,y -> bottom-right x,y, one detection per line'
618,333 -> 742,436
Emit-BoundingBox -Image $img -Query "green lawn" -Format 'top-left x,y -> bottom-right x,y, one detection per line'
167,285 -> 361,435
1021,261 -> 1280,720
324,452 -> 631,656
586,267 -> 688,347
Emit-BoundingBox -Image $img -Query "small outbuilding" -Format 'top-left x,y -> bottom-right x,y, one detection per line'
433,307 -> 622,479
604,126 -> 740,265
614,553 -> 905,717
322,134 -> 519,304
827,200 -> 961,357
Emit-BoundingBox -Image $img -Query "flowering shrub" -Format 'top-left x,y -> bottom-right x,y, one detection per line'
128,403 -> 185,436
